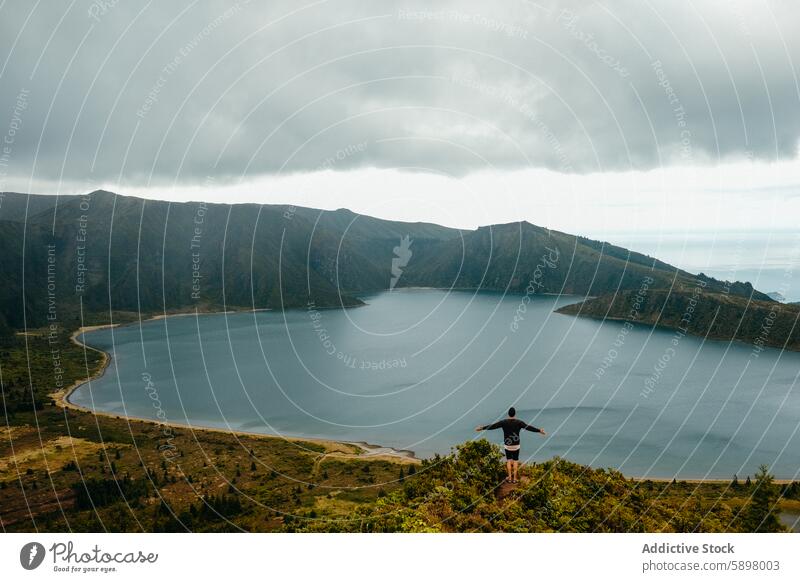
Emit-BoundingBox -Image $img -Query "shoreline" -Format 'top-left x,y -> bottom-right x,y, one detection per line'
52,311 -> 419,463
50,308 -> 796,481
556,305 -> 800,355
631,477 -> 796,485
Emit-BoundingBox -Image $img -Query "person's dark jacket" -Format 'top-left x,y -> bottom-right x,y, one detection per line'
479,418 -> 542,448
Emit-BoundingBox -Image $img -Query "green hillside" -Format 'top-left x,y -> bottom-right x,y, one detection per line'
0,191 -> 773,352
398,221 -> 766,299
557,289 -> 800,352
0,191 -> 458,330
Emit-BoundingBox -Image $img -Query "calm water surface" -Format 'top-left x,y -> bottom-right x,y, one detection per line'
72,290 -> 800,479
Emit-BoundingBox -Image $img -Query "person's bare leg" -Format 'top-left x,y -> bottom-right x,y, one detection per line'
513,460 -> 519,482
506,460 -> 513,482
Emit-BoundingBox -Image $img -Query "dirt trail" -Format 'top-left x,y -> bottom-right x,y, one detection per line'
497,475 -> 531,500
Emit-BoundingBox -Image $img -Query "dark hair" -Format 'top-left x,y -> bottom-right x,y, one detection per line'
508,407 -> 516,417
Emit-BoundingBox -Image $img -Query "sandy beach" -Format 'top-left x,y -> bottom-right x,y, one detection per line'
51,313 -> 419,464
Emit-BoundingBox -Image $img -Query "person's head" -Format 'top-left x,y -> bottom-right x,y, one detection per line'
508,407 -> 516,418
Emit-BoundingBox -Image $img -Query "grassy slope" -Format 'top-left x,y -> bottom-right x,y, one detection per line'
0,330 -> 414,532
292,441 -> 794,533
399,221 -> 770,300
557,289 -> 800,352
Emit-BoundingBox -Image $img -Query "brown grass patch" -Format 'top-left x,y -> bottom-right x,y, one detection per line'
0,436 -> 108,480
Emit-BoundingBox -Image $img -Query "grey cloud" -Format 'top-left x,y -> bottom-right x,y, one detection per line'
0,0 -> 798,189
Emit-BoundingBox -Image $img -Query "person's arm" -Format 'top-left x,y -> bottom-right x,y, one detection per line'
524,423 -> 546,435
475,420 -> 503,432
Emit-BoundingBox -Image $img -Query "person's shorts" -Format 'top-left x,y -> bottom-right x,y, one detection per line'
504,448 -> 520,460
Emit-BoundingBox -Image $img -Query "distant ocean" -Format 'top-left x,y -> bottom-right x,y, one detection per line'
600,230 -> 800,302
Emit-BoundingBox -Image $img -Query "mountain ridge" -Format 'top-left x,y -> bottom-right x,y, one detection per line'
0,191 -> 779,353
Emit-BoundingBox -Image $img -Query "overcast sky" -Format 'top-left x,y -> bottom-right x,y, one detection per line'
1,0 -> 799,233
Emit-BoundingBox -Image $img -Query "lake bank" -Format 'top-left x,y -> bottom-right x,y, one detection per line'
53,313 -> 418,463
65,291 -> 800,480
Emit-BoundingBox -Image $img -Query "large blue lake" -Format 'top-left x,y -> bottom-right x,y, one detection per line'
72,289 -> 800,479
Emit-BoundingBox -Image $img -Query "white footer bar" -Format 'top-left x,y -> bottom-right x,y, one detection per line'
1,533 -> 797,581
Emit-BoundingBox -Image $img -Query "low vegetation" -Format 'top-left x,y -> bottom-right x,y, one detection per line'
558,288 -> 800,352
290,440 -> 788,532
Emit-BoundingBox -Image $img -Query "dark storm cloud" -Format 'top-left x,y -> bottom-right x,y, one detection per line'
0,0 -> 798,188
